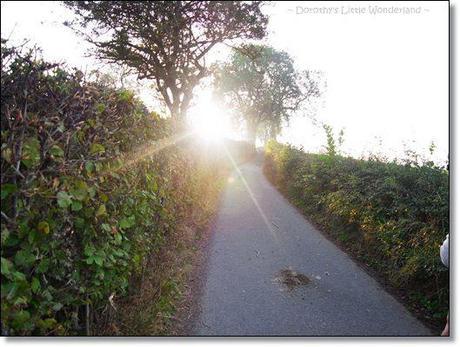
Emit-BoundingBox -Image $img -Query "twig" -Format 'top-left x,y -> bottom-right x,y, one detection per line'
1,211 -> 13,224
86,299 -> 91,336
10,164 -> 25,179
12,97 -> 28,218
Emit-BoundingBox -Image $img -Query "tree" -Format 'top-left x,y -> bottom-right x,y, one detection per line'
65,1 -> 268,121
322,124 -> 344,156
214,44 -> 321,147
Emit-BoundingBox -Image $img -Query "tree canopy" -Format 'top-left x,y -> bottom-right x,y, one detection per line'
65,1 -> 268,120
214,44 -> 321,146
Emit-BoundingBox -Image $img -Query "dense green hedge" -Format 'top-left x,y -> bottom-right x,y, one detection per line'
264,140 -> 449,328
0,41 -> 223,335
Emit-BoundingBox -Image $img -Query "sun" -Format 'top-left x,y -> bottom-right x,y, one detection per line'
189,99 -> 230,142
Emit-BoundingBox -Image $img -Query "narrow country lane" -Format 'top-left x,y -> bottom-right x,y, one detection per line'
192,159 -> 432,336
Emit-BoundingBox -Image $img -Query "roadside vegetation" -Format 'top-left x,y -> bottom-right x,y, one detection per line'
1,0 -> 266,336
1,0 -> 448,336
0,40 -> 235,335
264,140 -> 448,330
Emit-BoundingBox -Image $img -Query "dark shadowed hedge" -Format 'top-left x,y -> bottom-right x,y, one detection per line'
0,41 -> 224,335
264,140 -> 448,329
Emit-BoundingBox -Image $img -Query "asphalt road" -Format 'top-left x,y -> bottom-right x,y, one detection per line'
193,160 -> 432,336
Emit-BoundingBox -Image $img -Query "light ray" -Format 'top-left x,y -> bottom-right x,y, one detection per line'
223,145 -> 279,242
100,130 -> 194,176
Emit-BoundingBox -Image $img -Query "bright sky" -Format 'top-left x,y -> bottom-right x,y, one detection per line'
1,1 -> 449,164
264,1 -> 448,163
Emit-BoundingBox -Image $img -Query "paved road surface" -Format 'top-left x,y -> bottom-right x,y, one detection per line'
193,160 -> 432,336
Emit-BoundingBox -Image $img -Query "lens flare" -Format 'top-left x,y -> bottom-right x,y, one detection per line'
223,145 -> 279,241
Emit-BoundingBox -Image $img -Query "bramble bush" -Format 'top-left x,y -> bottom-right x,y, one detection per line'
264,140 -> 448,328
0,40 -> 226,335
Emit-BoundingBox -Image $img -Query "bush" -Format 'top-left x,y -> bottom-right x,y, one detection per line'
264,140 -> 449,328
0,41 -> 223,335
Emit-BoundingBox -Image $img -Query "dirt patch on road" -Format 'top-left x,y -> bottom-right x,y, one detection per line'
274,268 -> 311,291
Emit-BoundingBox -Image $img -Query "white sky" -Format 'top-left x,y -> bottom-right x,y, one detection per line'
265,1 -> 448,163
1,1 -> 449,164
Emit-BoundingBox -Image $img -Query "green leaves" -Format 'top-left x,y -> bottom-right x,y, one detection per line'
52,303 -> 63,311
71,201 -> 83,211
1,257 -> 13,275
119,216 -> 135,229
56,191 -> 72,208
2,145 -> 12,163
11,310 -> 31,329
57,183 -> 89,210
22,137 -> 41,168
70,180 -> 88,201
31,277 -> 41,293
93,257 -> 103,266
265,141 -> 449,328
101,223 -> 111,232
95,103 -> 106,114
114,232 -> 123,245
118,90 -> 133,102
37,221 -> 50,234
11,270 -> 26,282
1,183 -> 17,199
1,39 -> 225,335
50,144 -> 64,158
96,204 -> 107,217
89,143 -> 105,155
216,44 -> 316,144
36,258 -> 50,274
84,244 -> 95,257
14,250 -> 36,268
37,318 -> 57,331
84,245 -> 105,266
85,161 -> 95,174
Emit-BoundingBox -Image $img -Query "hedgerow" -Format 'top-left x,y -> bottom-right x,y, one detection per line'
264,140 -> 449,329
0,41 -> 224,335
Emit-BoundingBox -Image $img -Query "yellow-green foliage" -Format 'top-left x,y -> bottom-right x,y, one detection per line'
0,42 -> 222,335
264,140 -> 448,327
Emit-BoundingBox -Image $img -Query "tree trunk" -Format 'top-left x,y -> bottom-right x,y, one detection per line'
170,99 -> 181,121
268,124 -> 278,142
247,120 -> 258,151
168,89 -> 191,124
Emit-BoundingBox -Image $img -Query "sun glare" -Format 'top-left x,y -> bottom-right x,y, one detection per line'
190,99 -> 230,142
